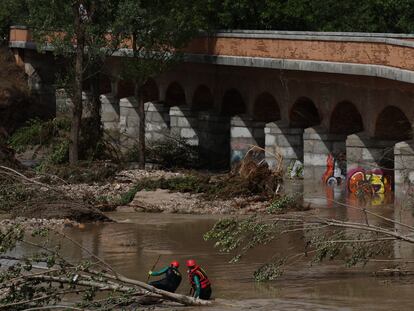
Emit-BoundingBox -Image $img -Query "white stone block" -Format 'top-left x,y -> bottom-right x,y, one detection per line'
304,153 -> 326,166
231,126 -> 253,138
265,134 -> 276,146
181,128 -> 197,139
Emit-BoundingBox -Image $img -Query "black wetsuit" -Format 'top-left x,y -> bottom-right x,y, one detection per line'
149,266 -> 182,293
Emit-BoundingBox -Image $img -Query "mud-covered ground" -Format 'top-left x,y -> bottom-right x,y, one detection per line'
57,169 -> 272,215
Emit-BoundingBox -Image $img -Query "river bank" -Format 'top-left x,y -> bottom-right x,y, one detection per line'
1,161 -> 301,231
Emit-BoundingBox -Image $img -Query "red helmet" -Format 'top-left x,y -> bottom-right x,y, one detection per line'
170,261 -> 179,268
186,259 -> 196,267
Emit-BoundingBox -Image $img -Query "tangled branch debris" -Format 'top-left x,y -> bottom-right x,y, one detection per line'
205,201 -> 414,281
0,226 -> 211,310
0,166 -> 110,222
122,146 -> 285,208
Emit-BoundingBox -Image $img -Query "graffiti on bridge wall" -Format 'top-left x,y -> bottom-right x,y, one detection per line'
323,153 -> 394,206
322,153 -> 346,186
347,168 -> 393,195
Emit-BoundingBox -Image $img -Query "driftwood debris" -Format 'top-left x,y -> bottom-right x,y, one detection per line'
0,226 -> 212,309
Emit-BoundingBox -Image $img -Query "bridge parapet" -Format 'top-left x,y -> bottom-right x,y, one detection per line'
10,26 -> 414,82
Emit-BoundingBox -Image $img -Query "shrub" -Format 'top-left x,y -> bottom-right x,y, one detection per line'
130,135 -> 199,169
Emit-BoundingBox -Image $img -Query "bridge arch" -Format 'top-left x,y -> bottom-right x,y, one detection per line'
192,85 -> 214,111
99,74 -> 112,94
142,78 -> 159,103
330,101 -> 364,135
221,88 -> 246,116
375,106 -> 412,141
117,79 -> 135,98
165,81 -> 186,106
290,97 -> 321,128
253,92 -> 280,122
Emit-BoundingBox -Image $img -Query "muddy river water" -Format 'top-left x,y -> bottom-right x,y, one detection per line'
13,182 -> 414,310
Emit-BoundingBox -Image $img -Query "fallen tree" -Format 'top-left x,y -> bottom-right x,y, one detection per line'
0,165 -> 110,222
0,226 -> 211,310
205,198 -> 414,281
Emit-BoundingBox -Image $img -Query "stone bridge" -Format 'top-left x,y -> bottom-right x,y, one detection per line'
9,26 -> 414,188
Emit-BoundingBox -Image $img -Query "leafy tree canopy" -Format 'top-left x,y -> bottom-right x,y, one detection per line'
200,0 -> 414,33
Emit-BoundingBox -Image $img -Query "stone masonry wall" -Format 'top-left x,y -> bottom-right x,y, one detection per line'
100,94 -> 119,130
265,121 -> 303,171
346,132 -> 396,172
230,115 -> 265,165
119,98 -> 170,146
394,140 -> 414,185
145,102 -> 170,142
303,127 -> 346,180
56,89 -> 92,118
169,106 -> 199,146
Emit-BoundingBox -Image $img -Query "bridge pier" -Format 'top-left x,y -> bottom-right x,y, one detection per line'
198,112 -> 230,169
22,51 -> 57,117
230,115 -> 265,165
120,98 -> 171,146
169,106 -> 199,146
346,132 -> 395,172
264,121 -> 303,172
145,102 -> 170,141
56,90 -> 92,118
100,94 -> 119,130
119,97 -> 139,146
303,127 -> 346,181
394,141 -> 414,185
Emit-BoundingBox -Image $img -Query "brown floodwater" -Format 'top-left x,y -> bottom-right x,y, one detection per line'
10,181 -> 414,310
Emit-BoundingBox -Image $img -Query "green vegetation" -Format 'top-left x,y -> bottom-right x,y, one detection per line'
205,212 -> 401,281
204,216 -> 278,264
127,135 -> 200,169
0,1 -> 27,44
117,176 -> 210,205
201,0 -> 414,33
9,118 -> 71,163
267,194 -> 301,214
8,118 -> 122,180
118,168 -> 282,206
0,225 -> 206,309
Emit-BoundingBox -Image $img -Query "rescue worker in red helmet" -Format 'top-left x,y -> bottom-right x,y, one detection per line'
148,261 -> 182,293
186,259 -> 212,300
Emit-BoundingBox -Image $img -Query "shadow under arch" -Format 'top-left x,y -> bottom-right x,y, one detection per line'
290,97 -> 321,128
253,92 -> 280,122
221,88 -> 246,116
165,81 -> 186,107
142,78 -> 159,103
117,79 -> 135,98
323,101 -> 365,183
192,85 -> 214,111
330,101 -> 364,135
375,106 -> 412,141
99,74 -> 112,95
373,105 -> 412,171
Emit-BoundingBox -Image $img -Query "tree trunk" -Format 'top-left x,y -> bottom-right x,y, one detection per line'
132,33 -> 146,169
135,82 -> 146,169
88,71 -> 103,154
69,3 -> 85,164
